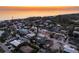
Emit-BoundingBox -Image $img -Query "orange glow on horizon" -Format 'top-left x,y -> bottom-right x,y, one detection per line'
0,6 -> 79,20
0,6 -> 79,11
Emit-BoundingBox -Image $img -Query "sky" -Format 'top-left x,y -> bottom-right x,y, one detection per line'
0,0 -> 79,6
0,0 -> 79,20
0,6 -> 79,20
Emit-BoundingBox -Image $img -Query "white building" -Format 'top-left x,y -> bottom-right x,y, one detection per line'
0,31 -> 4,37
64,45 -> 78,53
10,40 -> 23,47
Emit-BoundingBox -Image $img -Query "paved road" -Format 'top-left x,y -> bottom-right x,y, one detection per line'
0,42 -> 11,53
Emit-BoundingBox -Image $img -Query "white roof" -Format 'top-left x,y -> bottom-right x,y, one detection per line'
64,45 -> 78,53
57,24 -> 61,26
38,33 -> 45,37
0,31 -> 4,36
73,31 -> 79,34
42,29 -> 48,32
10,40 -> 22,46
27,33 -> 35,37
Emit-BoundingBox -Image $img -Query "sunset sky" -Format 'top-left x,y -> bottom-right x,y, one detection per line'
0,6 -> 79,20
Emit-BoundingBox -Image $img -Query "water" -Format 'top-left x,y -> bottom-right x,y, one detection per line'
0,10 -> 79,20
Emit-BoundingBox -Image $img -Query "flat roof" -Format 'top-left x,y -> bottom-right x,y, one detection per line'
10,40 -> 22,46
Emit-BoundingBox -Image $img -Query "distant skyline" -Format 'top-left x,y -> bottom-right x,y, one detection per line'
0,6 -> 79,11
0,6 -> 79,20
